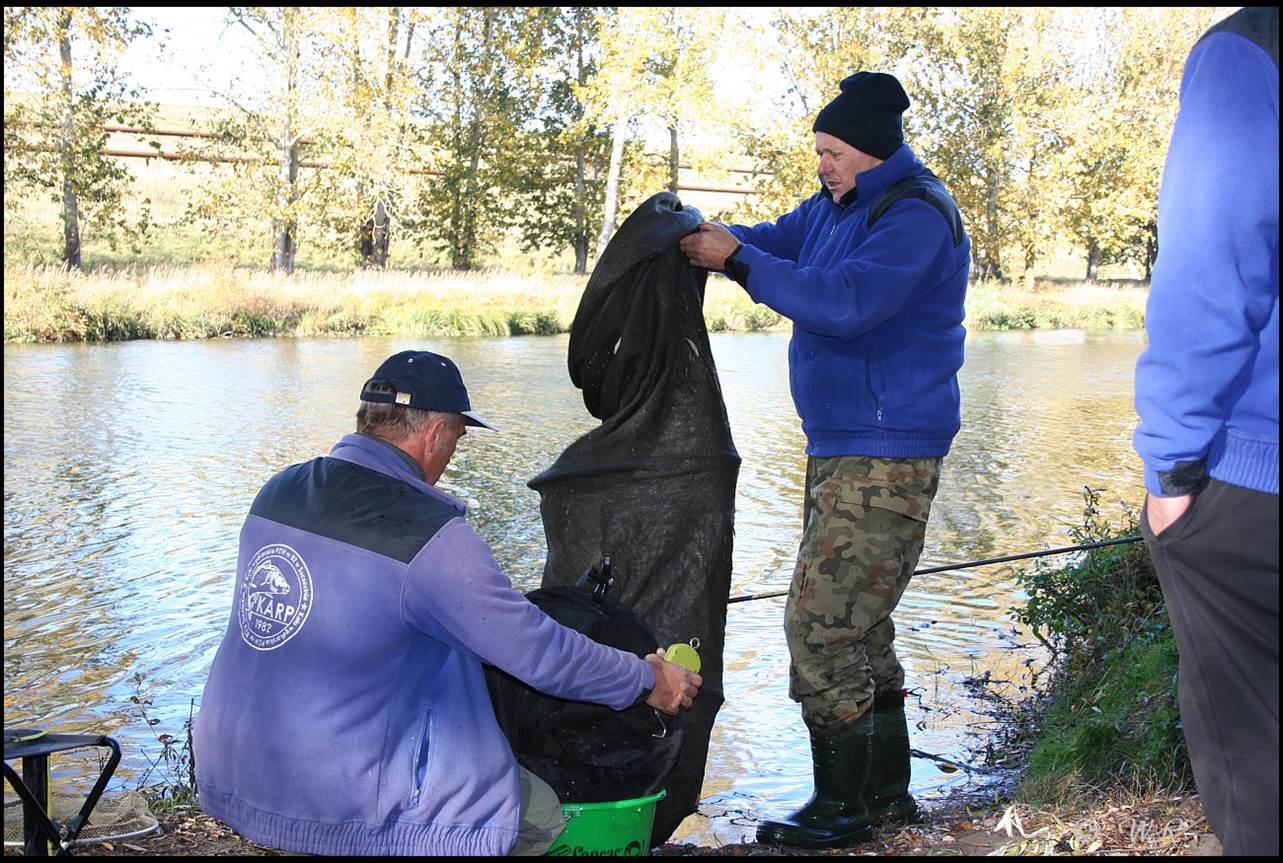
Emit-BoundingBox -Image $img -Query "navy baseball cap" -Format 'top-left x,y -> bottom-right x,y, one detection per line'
360,350 -> 497,430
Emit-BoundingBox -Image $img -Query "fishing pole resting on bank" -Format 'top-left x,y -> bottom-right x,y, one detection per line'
727,535 -> 1144,606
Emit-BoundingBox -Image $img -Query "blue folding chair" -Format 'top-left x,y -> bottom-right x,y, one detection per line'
3,728 -> 121,856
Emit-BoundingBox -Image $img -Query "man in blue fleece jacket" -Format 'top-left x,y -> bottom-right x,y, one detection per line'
1133,7 -> 1278,856
193,350 -> 703,856
681,71 -> 969,848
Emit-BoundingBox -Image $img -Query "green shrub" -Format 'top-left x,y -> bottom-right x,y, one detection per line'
739,304 -> 781,331
1024,627 -> 1188,794
1012,488 -> 1189,797
507,309 -> 561,336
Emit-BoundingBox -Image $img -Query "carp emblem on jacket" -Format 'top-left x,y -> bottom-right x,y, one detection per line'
238,543 -> 313,651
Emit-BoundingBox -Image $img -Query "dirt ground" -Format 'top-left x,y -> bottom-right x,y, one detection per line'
7,786 -> 1220,857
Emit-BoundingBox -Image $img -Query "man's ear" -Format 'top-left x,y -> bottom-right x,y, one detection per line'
425,415 -> 451,451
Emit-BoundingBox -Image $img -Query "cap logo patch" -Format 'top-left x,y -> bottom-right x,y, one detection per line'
395,392 -> 411,405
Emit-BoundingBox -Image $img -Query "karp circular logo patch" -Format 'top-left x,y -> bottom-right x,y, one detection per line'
238,544 -> 314,650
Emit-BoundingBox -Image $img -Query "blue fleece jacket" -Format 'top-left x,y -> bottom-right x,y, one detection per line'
194,433 -> 653,856
1133,24 -> 1279,497
726,144 -> 971,458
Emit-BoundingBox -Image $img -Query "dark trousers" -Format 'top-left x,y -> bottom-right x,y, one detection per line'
1142,479 -> 1279,856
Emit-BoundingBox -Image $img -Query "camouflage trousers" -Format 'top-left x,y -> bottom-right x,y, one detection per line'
784,455 -> 942,736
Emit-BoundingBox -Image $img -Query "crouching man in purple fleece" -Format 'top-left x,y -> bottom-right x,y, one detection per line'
193,350 -> 703,856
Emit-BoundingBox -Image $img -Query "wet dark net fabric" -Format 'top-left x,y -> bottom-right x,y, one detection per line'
488,192 -> 741,844
483,584 -> 683,805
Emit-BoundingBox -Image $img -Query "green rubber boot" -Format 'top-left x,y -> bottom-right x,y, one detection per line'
865,689 -> 920,827
755,712 -> 876,848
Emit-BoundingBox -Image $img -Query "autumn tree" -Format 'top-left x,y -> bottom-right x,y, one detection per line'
3,6 -> 156,268
178,7 -> 344,273
583,7 -> 721,255
884,8 -> 1034,281
311,7 -> 423,269
411,7 -> 549,271
727,8 -> 891,224
1055,7 -> 1226,279
731,7 -> 1225,282
510,7 -> 610,274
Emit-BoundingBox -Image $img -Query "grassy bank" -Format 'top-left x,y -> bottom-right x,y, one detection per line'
1,262 -> 785,343
2,261 -> 1148,343
1009,490 -> 1188,807
965,278 -> 1147,330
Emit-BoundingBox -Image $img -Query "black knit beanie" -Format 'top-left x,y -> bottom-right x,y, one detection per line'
812,71 -> 910,160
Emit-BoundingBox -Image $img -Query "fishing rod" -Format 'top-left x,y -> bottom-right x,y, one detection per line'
727,534 -> 1144,605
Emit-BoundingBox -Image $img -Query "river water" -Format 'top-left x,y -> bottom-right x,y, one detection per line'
3,329 -> 1147,845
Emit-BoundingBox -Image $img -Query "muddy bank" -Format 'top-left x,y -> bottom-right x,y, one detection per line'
6,782 -> 1218,858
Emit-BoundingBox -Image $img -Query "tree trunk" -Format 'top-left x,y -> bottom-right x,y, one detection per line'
362,200 -> 390,268
272,138 -> 299,273
596,121 -> 626,260
983,170 -> 1002,281
668,125 -> 679,194
454,124 -> 483,271
58,12 -> 81,270
353,10 -> 397,270
1021,240 -> 1036,276
374,7 -> 400,266
572,19 -> 589,275
447,12 -> 466,269
385,8 -> 400,102
573,143 -> 588,273
452,8 -> 490,271
1085,241 -> 1100,281
1144,223 -> 1157,281
351,9 -> 369,266
272,9 -> 300,274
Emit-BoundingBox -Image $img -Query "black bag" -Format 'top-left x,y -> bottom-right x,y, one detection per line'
484,572 -> 684,804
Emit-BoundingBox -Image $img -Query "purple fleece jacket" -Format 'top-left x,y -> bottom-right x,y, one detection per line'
194,433 -> 654,855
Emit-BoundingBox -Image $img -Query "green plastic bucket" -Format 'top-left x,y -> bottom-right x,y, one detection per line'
546,789 -> 666,857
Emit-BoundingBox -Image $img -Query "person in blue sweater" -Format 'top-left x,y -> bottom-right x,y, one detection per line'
681,71 -> 970,848
1133,7 -> 1278,856
194,350 -> 703,856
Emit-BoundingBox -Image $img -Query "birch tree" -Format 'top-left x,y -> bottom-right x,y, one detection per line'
584,7 -> 720,254
730,8 -> 890,223
410,7 -> 548,271
1055,7 -> 1226,279
179,6 -> 339,273
3,6 -> 156,268
313,7 -> 423,268
512,6 -> 610,273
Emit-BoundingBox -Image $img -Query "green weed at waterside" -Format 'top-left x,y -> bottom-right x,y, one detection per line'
966,280 -> 1146,330
507,310 -> 561,336
1010,488 -> 1188,797
738,304 -> 782,331
2,262 -> 785,343
129,673 -> 200,812
3,264 -> 1150,344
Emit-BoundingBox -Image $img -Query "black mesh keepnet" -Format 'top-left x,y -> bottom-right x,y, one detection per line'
485,192 -> 741,845
484,582 -> 684,805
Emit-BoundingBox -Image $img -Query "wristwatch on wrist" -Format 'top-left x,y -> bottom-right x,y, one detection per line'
723,243 -> 750,287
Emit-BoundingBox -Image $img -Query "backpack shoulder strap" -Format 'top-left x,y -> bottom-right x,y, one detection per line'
867,169 -> 966,247
1198,6 -> 1278,68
